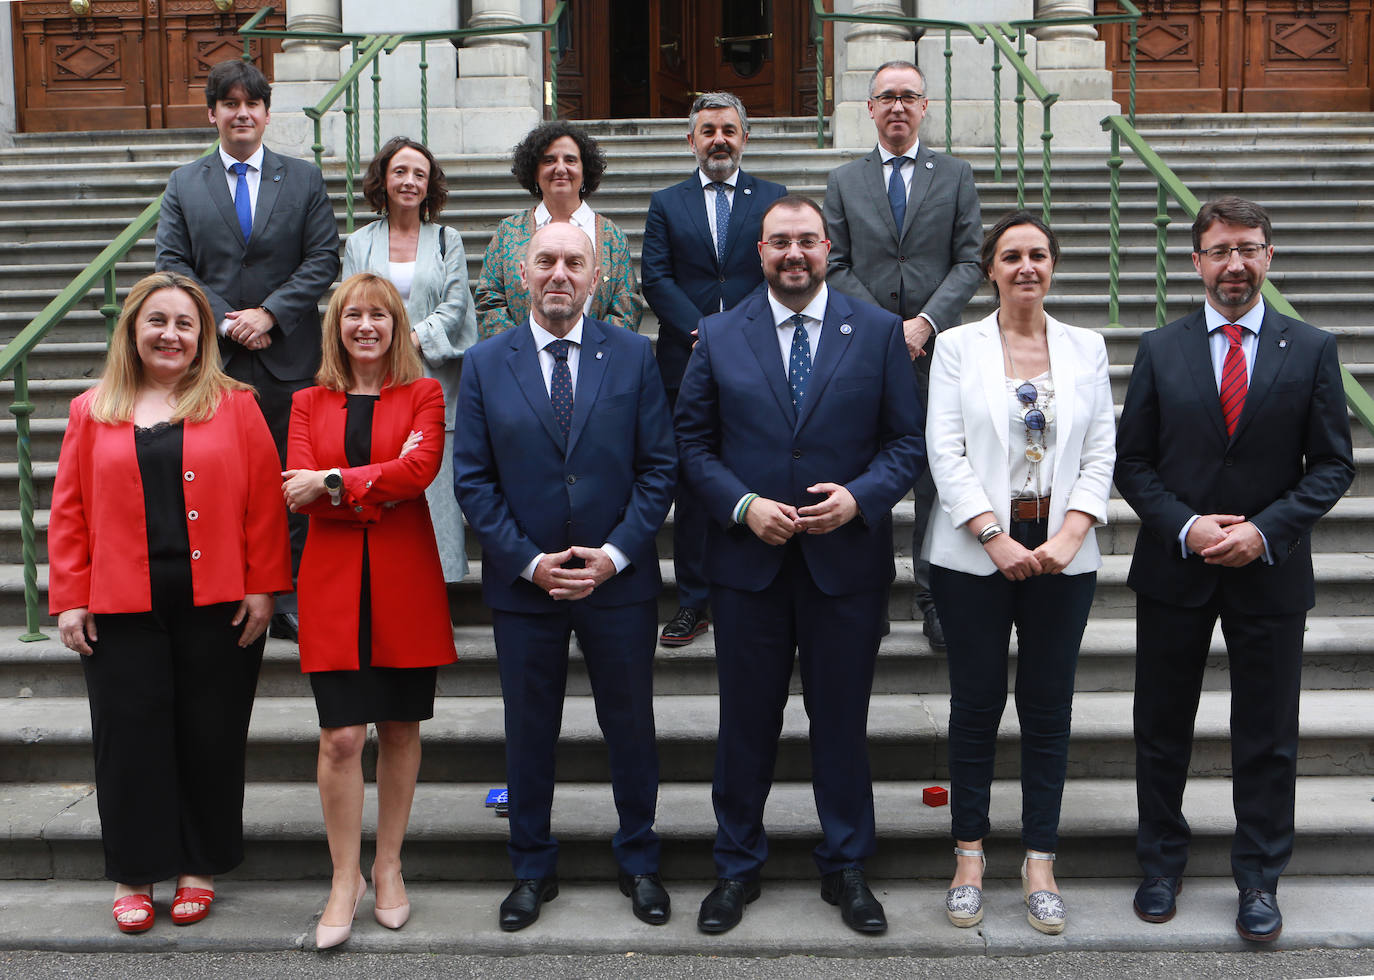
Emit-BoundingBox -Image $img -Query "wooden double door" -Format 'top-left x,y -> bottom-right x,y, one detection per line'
12,0 -> 283,133
1098,0 -> 1373,112
551,0 -> 833,119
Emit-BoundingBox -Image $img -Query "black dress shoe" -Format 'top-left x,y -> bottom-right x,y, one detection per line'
660,607 -> 709,647
1133,876 -> 1182,923
922,608 -> 946,650
820,867 -> 887,934
618,871 -> 670,925
268,612 -> 299,643
498,877 -> 558,932
1236,887 -> 1282,942
697,877 -> 760,934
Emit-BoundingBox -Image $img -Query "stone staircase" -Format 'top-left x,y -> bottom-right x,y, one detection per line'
1,115 -> 1372,898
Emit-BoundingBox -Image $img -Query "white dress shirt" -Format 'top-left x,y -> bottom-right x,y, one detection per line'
519,315 -> 629,580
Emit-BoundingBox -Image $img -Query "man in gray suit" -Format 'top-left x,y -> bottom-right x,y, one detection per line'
156,59 -> 340,639
822,59 -> 982,649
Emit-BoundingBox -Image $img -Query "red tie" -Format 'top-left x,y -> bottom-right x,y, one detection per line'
1219,323 -> 1247,438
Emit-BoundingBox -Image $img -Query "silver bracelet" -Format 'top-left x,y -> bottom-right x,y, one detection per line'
977,521 -> 1005,545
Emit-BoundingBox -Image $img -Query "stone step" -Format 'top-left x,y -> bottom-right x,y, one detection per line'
4,688 -> 1372,786
4,775 -> 1370,883
4,614 -> 1372,701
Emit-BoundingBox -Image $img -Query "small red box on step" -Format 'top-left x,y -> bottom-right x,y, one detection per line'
923,786 -> 948,807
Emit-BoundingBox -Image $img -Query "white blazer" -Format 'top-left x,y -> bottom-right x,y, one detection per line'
923,309 -> 1116,576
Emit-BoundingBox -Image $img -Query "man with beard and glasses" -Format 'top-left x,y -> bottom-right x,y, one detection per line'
1115,197 -> 1353,943
642,92 -> 787,649
675,195 -> 923,936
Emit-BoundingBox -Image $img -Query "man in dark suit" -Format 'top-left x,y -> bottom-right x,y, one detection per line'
822,59 -> 982,650
642,91 -> 787,648
155,58 -> 340,639
454,222 -> 677,932
1116,197 -> 1354,942
676,195 -> 923,935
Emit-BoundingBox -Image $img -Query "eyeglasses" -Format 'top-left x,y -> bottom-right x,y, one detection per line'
762,237 -> 827,252
1016,381 -> 1046,431
871,92 -> 926,107
1198,243 -> 1269,263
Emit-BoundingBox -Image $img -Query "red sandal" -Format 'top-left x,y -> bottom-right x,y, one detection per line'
170,886 -> 215,926
112,893 -> 154,933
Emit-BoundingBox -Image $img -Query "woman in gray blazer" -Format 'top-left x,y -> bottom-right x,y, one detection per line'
924,211 -> 1115,937
343,137 -> 477,583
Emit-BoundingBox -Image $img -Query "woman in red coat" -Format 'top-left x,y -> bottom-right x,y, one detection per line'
48,271 -> 291,933
282,272 -> 456,948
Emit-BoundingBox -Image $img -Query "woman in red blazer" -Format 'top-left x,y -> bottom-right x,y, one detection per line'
47,271 -> 291,934
282,273 -> 456,948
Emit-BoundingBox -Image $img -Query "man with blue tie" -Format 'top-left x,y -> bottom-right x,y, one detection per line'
676,196 -> 924,935
1116,197 -> 1354,942
454,222 -> 677,932
642,92 -> 787,647
155,59 -> 339,640
823,60 -> 982,650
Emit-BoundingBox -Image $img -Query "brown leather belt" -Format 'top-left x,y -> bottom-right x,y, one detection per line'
1010,495 -> 1051,522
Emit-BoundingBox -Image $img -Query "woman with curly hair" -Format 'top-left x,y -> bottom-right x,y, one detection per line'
473,120 -> 642,338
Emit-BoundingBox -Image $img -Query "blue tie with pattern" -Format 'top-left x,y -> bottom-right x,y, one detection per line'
887,156 -> 909,231
548,338 -> 574,438
232,162 -> 253,243
788,313 -> 811,414
711,181 -> 731,262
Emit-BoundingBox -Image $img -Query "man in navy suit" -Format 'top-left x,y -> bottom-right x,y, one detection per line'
642,91 -> 787,648
454,223 -> 677,932
1116,197 -> 1354,942
676,196 -> 923,935
155,58 -> 340,640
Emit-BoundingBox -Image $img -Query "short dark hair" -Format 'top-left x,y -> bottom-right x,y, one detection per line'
981,211 -> 1061,298
761,194 -> 829,239
510,121 -> 607,199
361,137 -> 448,221
1192,197 -> 1273,252
205,59 -> 271,110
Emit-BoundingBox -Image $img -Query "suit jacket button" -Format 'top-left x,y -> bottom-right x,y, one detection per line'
898,255 -> 907,262
191,550 -> 202,560
183,470 -> 195,481
1224,457 -> 1234,467
187,510 -> 198,521
792,449 -> 802,459
719,276 -> 726,283
566,474 -> 577,484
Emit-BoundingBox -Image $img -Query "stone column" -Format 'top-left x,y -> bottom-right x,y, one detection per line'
269,0 -> 346,156
0,12 -> 15,146
1033,0 -> 1099,41
832,1 -> 916,149
1031,0 -> 1118,144
456,0 -> 541,153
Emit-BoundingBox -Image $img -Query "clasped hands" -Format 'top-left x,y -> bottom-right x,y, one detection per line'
281,430 -> 422,512
745,483 -> 857,545
221,307 -> 275,351
532,546 -> 616,600
1185,513 -> 1265,567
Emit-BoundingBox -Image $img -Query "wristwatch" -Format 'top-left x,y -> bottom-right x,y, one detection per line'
323,468 -> 343,507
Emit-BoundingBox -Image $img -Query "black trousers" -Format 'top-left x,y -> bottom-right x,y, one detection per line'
81,565 -> 265,884
931,521 -> 1097,851
1133,592 -> 1305,892
910,344 -> 936,612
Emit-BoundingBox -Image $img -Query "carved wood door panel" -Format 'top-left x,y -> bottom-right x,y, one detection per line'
12,0 -> 282,133
1097,0 -> 1372,112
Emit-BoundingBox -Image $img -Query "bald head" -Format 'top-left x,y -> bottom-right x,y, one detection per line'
520,222 -> 599,336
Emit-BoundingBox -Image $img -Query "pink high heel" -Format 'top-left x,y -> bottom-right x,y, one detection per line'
315,873 -> 367,949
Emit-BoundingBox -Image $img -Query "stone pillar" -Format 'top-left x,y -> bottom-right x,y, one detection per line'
832,1 -> 916,149
455,0 -> 542,153
1030,0 -> 1118,144
269,0 -> 347,156
0,12 -> 15,146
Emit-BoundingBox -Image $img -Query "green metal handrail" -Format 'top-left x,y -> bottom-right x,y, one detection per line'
1100,114 -> 1374,436
240,3 -> 569,234
808,2 -> 1139,225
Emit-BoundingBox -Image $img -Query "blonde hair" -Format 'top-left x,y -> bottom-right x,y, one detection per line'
316,273 -> 423,391
89,272 -> 248,425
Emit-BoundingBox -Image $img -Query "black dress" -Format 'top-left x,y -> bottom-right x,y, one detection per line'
308,393 -> 438,728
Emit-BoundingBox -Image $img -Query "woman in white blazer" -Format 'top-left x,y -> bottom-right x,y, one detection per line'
924,211 -> 1115,936
343,137 -> 477,583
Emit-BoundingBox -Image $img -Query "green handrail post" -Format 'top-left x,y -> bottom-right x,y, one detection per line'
1153,184 -> 1169,331
1128,17 -> 1138,124
944,29 -> 954,150
11,359 -> 44,641
1041,99 -> 1053,224
372,47 -> 384,157
991,43 -> 1003,183
815,7 -> 825,149
420,39 -> 430,146
101,268 -> 119,342
1106,129 -> 1123,329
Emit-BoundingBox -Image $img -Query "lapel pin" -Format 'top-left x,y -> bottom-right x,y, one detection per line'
925,161 -> 934,169
1278,339 -> 1288,348
273,175 -> 282,182
596,351 -> 604,359
744,187 -> 752,195
840,323 -> 853,335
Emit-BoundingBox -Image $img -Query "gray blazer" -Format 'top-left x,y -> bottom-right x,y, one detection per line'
155,146 -> 341,381
823,142 -> 983,331
342,218 -> 477,431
